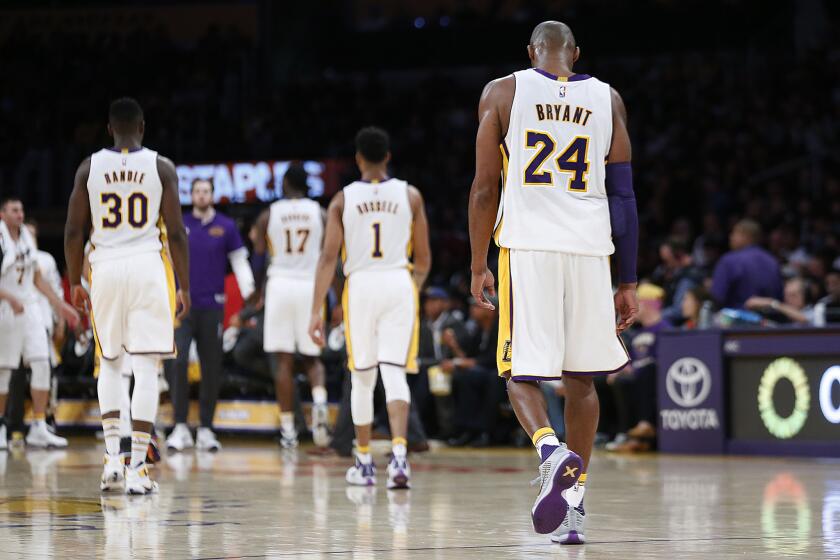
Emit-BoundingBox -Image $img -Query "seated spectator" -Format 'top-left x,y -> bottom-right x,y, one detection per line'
711,219 -> 783,309
652,236 -> 705,325
816,268 -> 840,324
607,283 -> 671,452
681,285 -> 713,329
744,276 -> 816,325
442,297 -> 505,447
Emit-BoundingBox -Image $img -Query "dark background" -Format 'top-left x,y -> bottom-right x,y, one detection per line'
1,0 -> 839,290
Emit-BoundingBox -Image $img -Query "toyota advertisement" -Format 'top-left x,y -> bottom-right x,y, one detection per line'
658,328 -> 840,457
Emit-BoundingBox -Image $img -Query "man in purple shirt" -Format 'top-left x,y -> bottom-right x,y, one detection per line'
711,219 -> 783,309
164,179 -> 255,452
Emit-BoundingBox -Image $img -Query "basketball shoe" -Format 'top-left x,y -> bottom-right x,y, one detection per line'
552,503 -> 586,544
346,456 -> 376,486
311,404 -> 330,447
100,453 -> 125,492
386,455 -> 411,489
531,443 -> 582,534
125,463 -> 158,495
196,427 -> 221,452
278,429 -> 299,450
0,421 -> 7,450
166,423 -> 194,452
26,421 -> 68,448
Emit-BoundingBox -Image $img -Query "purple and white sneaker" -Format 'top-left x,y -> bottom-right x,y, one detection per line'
386,456 -> 411,490
346,457 -> 376,486
552,503 -> 586,544
531,444 -> 582,534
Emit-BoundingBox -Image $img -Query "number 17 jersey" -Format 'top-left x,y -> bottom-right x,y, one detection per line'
87,147 -> 163,264
341,178 -> 412,276
496,69 -> 614,256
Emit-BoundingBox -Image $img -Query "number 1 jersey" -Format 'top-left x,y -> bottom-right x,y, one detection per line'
87,147 -> 163,263
495,69 -> 614,256
341,178 -> 412,276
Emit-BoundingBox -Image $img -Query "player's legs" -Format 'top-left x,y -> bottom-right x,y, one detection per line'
125,354 -> 159,495
164,321 -> 194,451
498,248 -> 582,534
346,367 -> 377,486
23,313 -> 66,448
273,352 -> 298,448
193,308 -> 224,450
0,368 -> 9,449
99,353 -> 126,491
294,278 -> 329,446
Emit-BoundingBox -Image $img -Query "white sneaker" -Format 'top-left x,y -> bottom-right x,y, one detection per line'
386,456 -> 411,490
196,427 -> 221,452
26,422 -> 68,448
278,430 -> 299,450
125,463 -> 158,495
346,456 -> 376,486
311,404 -> 330,447
100,454 -> 125,492
552,503 -> 586,544
166,424 -> 194,452
0,424 -> 7,451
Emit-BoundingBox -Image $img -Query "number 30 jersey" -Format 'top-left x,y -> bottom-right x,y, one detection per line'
87,147 -> 163,264
266,198 -> 323,279
495,69 -> 614,256
341,178 -> 412,276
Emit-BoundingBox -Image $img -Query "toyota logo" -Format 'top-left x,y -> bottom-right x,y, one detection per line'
666,357 -> 712,408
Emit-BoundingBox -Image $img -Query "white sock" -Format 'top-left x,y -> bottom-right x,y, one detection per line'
131,431 -> 151,468
392,443 -> 407,460
356,452 -> 372,464
280,412 -> 295,435
311,386 -> 327,406
102,418 -> 121,456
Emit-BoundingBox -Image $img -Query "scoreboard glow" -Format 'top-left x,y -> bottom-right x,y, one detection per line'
176,160 -> 326,205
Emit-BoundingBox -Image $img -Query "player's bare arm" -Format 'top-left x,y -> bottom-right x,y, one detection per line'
34,267 -> 79,328
308,191 -> 344,346
64,157 -> 93,313
468,76 -> 514,310
250,208 -> 270,302
607,86 -> 639,332
0,287 -> 24,314
407,186 -> 431,289
158,155 -> 191,319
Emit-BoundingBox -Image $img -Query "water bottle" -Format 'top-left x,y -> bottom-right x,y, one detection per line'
698,301 -> 713,329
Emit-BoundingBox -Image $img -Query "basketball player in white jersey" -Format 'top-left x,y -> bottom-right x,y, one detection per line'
0,198 -> 79,450
309,127 -> 431,489
253,164 -> 330,449
64,97 -> 190,495
468,22 -> 639,543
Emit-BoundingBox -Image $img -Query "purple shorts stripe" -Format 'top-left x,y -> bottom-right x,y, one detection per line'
563,359 -> 631,376
510,375 -> 564,382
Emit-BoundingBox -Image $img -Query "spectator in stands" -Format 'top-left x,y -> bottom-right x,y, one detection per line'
816,268 -> 840,324
417,287 -> 468,438
443,297 -> 504,447
711,219 -> 783,309
652,237 -> 705,325
745,277 -> 816,325
607,284 -> 671,452
682,285 -> 713,329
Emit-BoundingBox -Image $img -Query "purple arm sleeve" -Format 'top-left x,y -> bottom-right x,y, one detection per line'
605,162 -> 638,284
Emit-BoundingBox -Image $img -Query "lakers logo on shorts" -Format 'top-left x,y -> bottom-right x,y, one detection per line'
502,340 -> 512,363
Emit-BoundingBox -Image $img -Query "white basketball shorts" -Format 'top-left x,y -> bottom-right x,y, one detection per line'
0,304 -> 50,368
89,250 -> 175,361
497,247 -> 629,380
263,275 -> 320,357
342,268 -> 419,373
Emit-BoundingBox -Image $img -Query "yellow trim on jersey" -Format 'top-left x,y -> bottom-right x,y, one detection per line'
493,143 -> 509,246
497,247 -> 512,377
161,249 -> 177,322
406,280 -> 420,374
341,279 -> 356,371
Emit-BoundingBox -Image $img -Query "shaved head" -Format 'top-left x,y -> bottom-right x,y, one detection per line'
530,21 -> 576,52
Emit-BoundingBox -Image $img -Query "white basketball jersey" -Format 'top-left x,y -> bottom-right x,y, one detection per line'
87,147 -> 163,263
495,69 -> 614,256
0,219 -> 39,304
341,178 -> 412,276
266,198 -> 323,278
